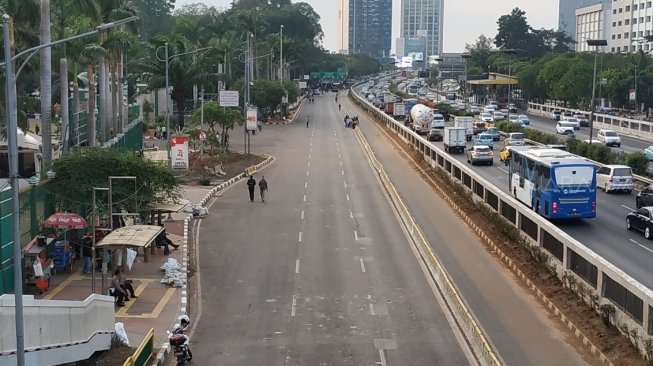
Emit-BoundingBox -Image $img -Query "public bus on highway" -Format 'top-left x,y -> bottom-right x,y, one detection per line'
508,146 -> 596,219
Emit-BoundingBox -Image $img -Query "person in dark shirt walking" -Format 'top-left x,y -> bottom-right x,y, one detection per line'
259,176 -> 268,202
247,176 -> 256,202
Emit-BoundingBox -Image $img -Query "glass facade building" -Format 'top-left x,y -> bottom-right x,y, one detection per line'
348,0 -> 392,58
400,0 -> 443,58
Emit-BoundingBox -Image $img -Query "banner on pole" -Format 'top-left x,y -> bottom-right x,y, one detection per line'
246,107 -> 258,131
171,135 -> 189,171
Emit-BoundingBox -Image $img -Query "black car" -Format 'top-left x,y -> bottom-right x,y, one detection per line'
627,207 -> 653,239
636,185 -> 653,208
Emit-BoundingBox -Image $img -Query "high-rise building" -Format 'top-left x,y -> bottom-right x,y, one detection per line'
338,0 -> 349,54
559,0 -> 604,42
348,0 -> 392,58
609,0 -> 653,53
399,0 -> 444,58
575,2 -> 611,52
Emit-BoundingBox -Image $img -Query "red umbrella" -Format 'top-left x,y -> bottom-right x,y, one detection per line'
43,212 -> 88,230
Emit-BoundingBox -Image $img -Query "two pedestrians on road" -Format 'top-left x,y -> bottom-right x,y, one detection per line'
247,175 -> 269,202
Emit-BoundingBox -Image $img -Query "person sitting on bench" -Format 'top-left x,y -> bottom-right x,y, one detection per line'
116,266 -> 137,300
111,269 -> 127,307
155,226 -> 178,255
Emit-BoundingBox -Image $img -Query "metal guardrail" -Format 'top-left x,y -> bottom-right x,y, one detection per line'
123,328 -> 154,366
350,84 -> 653,356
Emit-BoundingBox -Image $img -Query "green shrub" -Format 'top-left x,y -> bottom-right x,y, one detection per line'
624,151 -> 649,175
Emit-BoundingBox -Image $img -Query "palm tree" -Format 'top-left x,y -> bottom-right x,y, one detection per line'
40,0 -> 53,172
103,28 -> 135,133
81,43 -> 107,146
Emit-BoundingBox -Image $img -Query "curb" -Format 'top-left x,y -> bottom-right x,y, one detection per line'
151,153 -> 275,366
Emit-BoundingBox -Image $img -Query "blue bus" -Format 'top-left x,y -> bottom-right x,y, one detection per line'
508,147 -> 596,219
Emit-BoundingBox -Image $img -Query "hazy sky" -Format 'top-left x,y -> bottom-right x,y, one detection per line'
175,0 -> 559,53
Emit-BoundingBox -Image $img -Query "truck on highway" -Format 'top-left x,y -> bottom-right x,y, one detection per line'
454,116 -> 474,141
410,104 -> 434,135
393,102 -> 406,121
385,101 -> 395,115
444,127 -> 467,154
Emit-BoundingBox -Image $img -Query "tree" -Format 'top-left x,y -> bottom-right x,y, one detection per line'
190,102 -> 241,152
465,34 -> 493,73
49,147 -> 180,216
250,79 -> 286,115
128,0 -> 175,39
495,8 -> 531,54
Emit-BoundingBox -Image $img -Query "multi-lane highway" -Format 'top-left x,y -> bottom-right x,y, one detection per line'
190,93 -> 592,365
362,84 -> 653,289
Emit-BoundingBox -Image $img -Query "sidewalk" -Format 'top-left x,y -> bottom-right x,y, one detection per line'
35,185 -> 211,351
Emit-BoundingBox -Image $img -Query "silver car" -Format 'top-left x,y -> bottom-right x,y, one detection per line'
466,145 -> 494,165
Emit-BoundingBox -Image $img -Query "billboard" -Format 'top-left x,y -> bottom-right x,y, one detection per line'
408,52 -> 424,62
246,107 -> 258,131
398,57 -> 413,68
219,90 -> 239,107
171,135 -> 189,171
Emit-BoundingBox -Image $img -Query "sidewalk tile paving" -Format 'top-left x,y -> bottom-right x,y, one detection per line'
34,184 -> 211,353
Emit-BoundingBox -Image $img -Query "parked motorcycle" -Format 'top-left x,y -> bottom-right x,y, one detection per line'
168,315 -> 192,365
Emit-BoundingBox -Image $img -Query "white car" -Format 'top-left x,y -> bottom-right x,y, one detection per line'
505,132 -> 525,146
597,129 -> 621,147
573,114 -> 588,127
432,113 -> 445,128
492,111 -> 505,121
480,112 -> 494,123
508,114 -> 519,123
556,121 -> 576,135
596,165 -> 633,193
562,117 -> 580,130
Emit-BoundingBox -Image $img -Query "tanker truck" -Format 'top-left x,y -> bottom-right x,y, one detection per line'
410,104 -> 434,135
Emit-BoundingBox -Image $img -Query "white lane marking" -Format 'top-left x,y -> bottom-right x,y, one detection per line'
291,295 -> 297,316
308,161 -> 311,167
350,211 -> 353,219
497,167 -> 509,174
631,239 -> 653,254
301,210 -> 305,220
339,154 -> 341,159
342,170 -> 345,175
344,181 -> 347,188
346,194 -> 350,201
369,303 -> 376,316
309,154 -> 311,160
378,350 -> 387,366
354,230 -> 359,240
340,161 -> 343,166
303,194 -> 307,202
306,171 -> 310,177
298,232 -> 303,242
359,258 -> 366,273
305,182 -> 308,189
622,205 -> 635,211
295,259 -> 300,274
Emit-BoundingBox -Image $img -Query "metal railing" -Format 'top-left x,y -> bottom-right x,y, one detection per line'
122,328 -> 154,366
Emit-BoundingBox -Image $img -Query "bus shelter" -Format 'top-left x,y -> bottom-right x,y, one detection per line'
95,224 -> 163,264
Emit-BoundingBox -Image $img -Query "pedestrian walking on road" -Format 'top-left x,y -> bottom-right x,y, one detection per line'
259,176 -> 268,202
306,115 -> 310,128
338,103 -> 341,111
247,176 -> 256,202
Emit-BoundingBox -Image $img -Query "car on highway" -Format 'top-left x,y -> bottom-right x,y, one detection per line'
573,114 -> 589,127
499,146 -> 513,164
510,119 -> 526,128
517,114 -> 530,125
427,128 -> 443,141
626,207 -> 653,239
508,114 -> 519,123
466,145 -> 494,165
562,117 -> 580,130
556,121 -> 576,135
597,129 -> 621,147
644,146 -> 653,160
508,103 -> 517,113
474,133 -> 495,149
493,111 -> 506,121
505,132 -> 525,146
550,110 -> 562,120
473,122 -> 487,135
480,112 -> 494,123
469,105 -> 481,114
596,165 -> 633,193
483,105 -> 496,113
485,127 -> 501,141
636,185 -> 653,208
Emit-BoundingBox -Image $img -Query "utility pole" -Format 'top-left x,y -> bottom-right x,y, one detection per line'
279,25 -> 284,81
587,39 -> 607,145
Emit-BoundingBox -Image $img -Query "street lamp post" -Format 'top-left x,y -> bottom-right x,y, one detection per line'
587,39 -> 608,145
1,14 -> 138,366
91,187 -> 109,294
279,25 -> 284,81
156,45 -> 211,167
461,53 -> 471,106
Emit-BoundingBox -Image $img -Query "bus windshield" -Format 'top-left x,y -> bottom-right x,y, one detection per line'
553,166 -> 594,187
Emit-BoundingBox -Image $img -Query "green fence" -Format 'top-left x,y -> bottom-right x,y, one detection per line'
0,183 -> 54,294
71,105 -> 142,152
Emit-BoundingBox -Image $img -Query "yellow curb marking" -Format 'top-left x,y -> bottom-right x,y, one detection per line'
116,287 -> 177,319
42,270 -> 82,300
114,279 -> 157,316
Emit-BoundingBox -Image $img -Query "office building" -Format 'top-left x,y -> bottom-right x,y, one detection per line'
559,0 -> 603,42
395,36 -> 427,59
337,0 -> 349,54
575,2 -> 612,52
348,0 -> 392,58
400,0 -> 443,58
609,0 -> 653,53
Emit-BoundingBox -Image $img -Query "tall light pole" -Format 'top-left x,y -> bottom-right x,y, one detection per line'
587,39 -> 607,145
156,44 -> 211,167
1,14 -> 138,366
461,53 -> 471,106
279,25 -> 284,81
